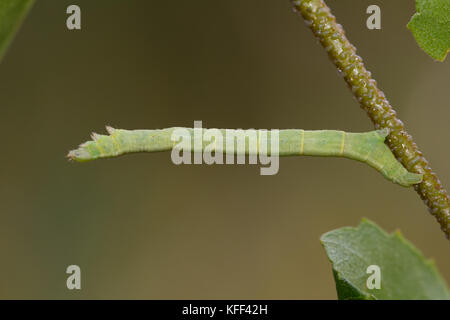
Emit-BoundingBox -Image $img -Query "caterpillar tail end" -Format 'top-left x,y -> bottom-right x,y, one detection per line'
376,127 -> 390,140
375,128 -> 423,187
394,171 -> 423,187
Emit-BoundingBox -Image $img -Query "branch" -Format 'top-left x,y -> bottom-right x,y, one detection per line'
291,0 -> 449,239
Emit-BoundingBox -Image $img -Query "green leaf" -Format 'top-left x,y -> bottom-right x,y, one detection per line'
321,219 -> 450,300
0,0 -> 34,63
407,0 -> 450,61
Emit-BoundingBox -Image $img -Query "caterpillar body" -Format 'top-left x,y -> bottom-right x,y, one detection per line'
67,126 -> 422,187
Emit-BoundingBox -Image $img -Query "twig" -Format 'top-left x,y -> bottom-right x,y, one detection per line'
291,0 -> 449,239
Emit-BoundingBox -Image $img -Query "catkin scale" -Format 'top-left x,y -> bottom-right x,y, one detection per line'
292,0 -> 450,238
68,127 -> 422,188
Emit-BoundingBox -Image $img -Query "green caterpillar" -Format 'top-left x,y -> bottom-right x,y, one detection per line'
67,126 -> 422,187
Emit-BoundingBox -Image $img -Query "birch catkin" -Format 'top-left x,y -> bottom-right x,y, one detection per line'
291,0 -> 450,238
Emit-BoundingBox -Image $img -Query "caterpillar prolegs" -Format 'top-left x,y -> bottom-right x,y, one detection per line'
67,126 -> 423,187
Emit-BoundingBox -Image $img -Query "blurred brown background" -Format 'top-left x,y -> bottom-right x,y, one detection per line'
0,0 -> 448,299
